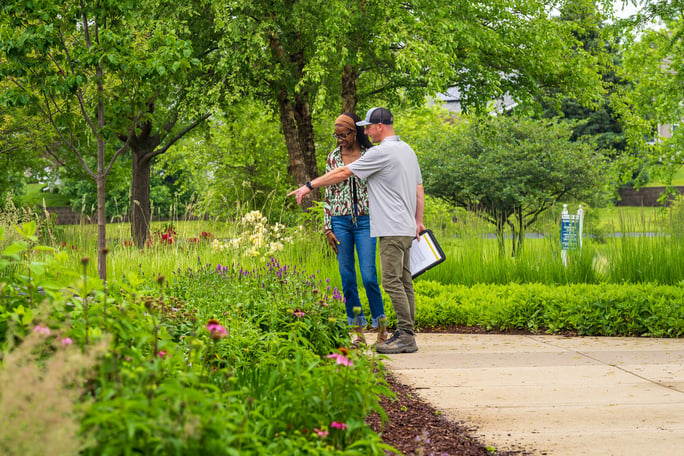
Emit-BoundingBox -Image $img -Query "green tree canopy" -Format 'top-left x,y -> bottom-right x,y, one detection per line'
619,13 -> 684,187
420,113 -> 612,255
538,0 -> 630,158
0,103 -> 52,204
158,99 -> 291,221
213,0 -> 614,208
0,0 -> 201,278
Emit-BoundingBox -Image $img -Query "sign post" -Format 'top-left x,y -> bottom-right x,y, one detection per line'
560,204 -> 583,265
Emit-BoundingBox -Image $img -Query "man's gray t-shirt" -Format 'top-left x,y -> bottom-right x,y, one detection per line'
347,136 -> 422,237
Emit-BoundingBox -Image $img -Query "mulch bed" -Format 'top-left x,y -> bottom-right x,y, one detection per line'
367,373 -> 530,456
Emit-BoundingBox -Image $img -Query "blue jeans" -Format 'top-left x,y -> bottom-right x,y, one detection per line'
331,215 -> 385,327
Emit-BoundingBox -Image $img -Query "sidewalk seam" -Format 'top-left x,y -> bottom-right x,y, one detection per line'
528,335 -> 684,395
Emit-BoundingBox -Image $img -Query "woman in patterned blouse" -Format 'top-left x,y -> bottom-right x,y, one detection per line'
324,112 -> 387,347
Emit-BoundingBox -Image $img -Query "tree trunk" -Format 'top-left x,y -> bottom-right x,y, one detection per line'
131,151 -> 153,248
96,172 -> 107,280
341,64 -> 359,114
96,64 -> 107,280
294,94 -> 318,183
126,116 -> 161,248
495,215 -> 507,256
516,207 -> 525,255
279,90 -> 319,208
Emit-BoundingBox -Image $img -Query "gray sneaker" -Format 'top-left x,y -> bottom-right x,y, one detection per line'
375,329 -> 418,354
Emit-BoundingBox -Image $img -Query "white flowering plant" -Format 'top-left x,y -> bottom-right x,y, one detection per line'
211,210 -> 300,259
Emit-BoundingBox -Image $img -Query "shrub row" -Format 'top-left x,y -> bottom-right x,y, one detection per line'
412,281 -> 684,337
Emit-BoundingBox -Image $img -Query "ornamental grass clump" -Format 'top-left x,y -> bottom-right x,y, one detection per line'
0,328 -> 108,456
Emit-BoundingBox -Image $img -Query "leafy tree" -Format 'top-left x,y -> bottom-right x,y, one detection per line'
158,100 -> 291,221
618,10 -> 684,188
0,104 -> 51,204
0,1 -> 201,278
118,0 -> 233,248
420,113 -> 611,256
213,0 -> 612,209
537,0 -> 630,158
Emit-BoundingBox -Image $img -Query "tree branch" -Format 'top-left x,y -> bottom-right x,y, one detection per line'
150,112 -> 212,160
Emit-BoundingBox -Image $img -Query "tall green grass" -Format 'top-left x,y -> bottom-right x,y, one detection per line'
55,215 -> 345,291
599,207 -> 684,284
42,201 -> 684,289
418,203 -> 684,286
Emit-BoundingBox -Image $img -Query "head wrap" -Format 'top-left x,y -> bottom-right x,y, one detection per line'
335,114 -> 357,134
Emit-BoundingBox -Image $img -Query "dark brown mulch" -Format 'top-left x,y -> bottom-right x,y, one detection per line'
418,324 -> 579,338
366,326 -> 542,455
367,373 -> 530,456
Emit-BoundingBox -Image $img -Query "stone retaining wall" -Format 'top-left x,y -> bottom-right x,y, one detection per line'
45,206 -> 93,225
617,186 -> 684,207
45,207 -> 206,225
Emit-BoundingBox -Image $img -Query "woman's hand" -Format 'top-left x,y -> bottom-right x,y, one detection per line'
325,230 -> 339,254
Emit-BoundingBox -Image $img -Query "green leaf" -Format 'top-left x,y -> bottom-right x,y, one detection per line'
3,241 -> 27,257
14,221 -> 37,239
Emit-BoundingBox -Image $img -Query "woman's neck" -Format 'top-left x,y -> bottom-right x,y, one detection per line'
340,144 -> 361,155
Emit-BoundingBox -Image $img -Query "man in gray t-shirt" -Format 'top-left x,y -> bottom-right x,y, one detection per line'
288,107 -> 425,354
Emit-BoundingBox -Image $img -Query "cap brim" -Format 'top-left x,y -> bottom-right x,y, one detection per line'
356,120 -> 371,126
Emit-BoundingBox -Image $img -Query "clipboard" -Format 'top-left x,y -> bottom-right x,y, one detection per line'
410,229 -> 446,278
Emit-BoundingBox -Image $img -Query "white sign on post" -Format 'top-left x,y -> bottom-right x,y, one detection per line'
560,204 -> 583,265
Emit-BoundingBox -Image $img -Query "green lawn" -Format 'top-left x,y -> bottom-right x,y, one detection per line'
645,165 -> 684,187
21,183 -> 71,207
590,205 -> 671,232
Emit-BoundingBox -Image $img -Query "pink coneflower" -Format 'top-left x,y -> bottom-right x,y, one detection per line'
61,337 -> 73,346
330,421 -> 348,430
293,309 -> 306,318
206,319 -> 228,339
33,325 -> 51,336
314,428 -> 329,437
158,351 -> 167,358
327,353 -> 353,367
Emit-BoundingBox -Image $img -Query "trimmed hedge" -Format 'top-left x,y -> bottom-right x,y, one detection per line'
412,281 -> 684,337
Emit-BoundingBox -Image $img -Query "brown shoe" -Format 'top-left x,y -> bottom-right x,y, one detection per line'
375,329 -> 418,354
350,326 -> 366,348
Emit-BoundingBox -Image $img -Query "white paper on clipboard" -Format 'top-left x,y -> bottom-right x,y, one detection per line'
409,230 -> 446,278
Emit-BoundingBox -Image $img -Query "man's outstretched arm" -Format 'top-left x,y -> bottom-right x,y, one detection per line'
287,166 -> 354,205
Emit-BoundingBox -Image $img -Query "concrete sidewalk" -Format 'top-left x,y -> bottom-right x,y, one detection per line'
374,333 -> 684,456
